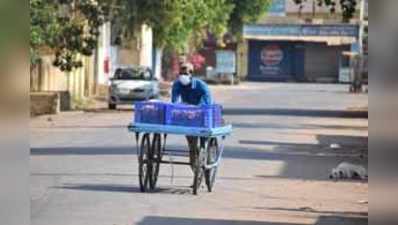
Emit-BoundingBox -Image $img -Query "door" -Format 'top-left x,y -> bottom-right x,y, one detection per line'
304,43 -> 350,82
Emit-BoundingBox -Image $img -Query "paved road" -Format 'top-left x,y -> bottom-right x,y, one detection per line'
31,83 -> 368,225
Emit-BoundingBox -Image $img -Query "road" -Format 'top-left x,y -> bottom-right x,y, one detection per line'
31,83 -> 368,225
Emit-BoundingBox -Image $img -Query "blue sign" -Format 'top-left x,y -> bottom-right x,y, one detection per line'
244,24 -> 359,37
216,50 -> 236,74
268,0 -> 286,16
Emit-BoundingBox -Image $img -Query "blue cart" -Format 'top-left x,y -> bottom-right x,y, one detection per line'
128,123 -> 232,195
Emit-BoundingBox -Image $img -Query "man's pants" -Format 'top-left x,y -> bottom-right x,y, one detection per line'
186,136 -> 199,172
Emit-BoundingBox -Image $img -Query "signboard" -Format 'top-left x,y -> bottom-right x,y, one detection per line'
339,68 -> 352,83
268,0 -> 286,16
244,24 -> 359,37
248,41 -> 293,80
216,50 -> 236,74
351,42 -> 360,53
259,44 -> 287,77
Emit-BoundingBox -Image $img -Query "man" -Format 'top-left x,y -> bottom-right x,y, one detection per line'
171,62 -> 212,105
171,62 -> 212,174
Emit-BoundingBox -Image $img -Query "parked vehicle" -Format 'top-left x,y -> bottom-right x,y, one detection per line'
108,66 -> 159,109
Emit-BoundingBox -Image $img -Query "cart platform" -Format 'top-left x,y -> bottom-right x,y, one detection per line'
127,122 -> 232,195
128,123 -> 232,137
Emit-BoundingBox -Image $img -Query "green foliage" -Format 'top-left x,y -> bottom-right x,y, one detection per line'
292,0 -> 358,22
30,0 -> 57,65
227,0 -> 272,35
31,0 -> 272,70
112,0 -> 235,52
30,0 -> 111,71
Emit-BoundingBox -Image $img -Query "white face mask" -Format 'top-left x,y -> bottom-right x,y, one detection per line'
179,75 -> 191,86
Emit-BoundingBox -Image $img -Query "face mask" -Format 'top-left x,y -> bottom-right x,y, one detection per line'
179,75 -> 191,86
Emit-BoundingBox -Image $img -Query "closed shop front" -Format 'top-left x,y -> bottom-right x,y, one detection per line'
243,24 -> 359,82
304,43 -> 350,82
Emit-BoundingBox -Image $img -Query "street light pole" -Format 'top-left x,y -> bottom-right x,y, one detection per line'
358,0 -> 366,55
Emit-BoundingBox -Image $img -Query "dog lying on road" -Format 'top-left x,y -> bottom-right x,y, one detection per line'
329,162 -> 368,181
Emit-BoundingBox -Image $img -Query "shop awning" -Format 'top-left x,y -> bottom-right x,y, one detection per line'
243,24 -> 359,46
243,35 -> 357,46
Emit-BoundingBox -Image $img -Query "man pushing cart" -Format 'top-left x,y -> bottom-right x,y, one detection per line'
128,63 -> 232,195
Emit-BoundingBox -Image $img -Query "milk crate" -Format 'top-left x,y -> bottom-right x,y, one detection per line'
134,101 -> 169,124
165,104 -> 223,128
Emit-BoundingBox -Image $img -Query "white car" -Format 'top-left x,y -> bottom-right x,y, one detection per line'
108,66 -> 160,109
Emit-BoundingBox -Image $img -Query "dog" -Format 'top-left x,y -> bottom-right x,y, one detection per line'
329,162 -> 368,180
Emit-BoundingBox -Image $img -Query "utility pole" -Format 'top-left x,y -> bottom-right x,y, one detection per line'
358,0 -> 366,55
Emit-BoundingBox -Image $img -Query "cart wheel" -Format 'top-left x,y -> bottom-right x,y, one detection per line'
192,140 -> 206,195
150,133 -> 161,190
205,138 -> 219,192
138,133 -> 151,192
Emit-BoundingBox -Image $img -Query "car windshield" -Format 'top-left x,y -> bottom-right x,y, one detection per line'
113,68 -> 152,80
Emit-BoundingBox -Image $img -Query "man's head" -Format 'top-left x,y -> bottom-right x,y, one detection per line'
180,62 -> 193,75
179,62 -> 193,86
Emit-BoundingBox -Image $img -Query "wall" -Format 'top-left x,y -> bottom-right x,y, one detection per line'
139,24 -> 153,69
112,24 -> 154,73
237,40 -> 249,80
97,22 -> 112,86
30,53 -> 97,109
30,92 -> 60,116
116,39 -> 140,66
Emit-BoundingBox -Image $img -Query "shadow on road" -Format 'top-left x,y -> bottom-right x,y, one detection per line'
31,133 -> 367,181
31,145 -> 365,182
137,217 -> 306,225
53,184 -> 143,193
255,207 -> 368,217
53,183 -> 193,195
224,108 -> 367,118
31,146 -> 136,155
315,215 -> 368,225
240,134 -> 368,150
136,216 -> 367,225
232,122 -> 368,131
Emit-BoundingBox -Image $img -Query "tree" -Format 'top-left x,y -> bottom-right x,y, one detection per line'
112,0 -> 235,52
31,0 -> 272,71
227,0 -> 272,36
30,0 -> 112,72
291,0 -> 358,22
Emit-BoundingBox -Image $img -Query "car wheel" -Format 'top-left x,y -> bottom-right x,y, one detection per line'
108,103 -> 117,110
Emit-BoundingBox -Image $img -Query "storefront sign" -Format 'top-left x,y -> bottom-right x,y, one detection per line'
244,24 -> 359,37
257,43 -> 290,77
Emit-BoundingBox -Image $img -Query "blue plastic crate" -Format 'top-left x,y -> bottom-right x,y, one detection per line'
165,104 -> 223,128
134,101 -> 169,124
212,104 -> 223,127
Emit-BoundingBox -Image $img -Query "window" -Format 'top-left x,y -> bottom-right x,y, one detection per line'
114,68 -> 153,80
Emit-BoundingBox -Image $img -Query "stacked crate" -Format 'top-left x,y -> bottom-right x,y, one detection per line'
134,101 -> 223,128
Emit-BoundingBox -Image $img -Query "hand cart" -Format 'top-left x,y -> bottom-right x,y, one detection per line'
128,123 -> 232,195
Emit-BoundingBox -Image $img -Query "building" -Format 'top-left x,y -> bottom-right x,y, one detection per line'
238,0 -> 362,83
30,23 -> 155,115
110,24 -> 157,79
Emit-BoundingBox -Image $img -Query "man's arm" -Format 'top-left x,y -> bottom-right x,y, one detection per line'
171,81 -> 180,103
199,81 -> 213,105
